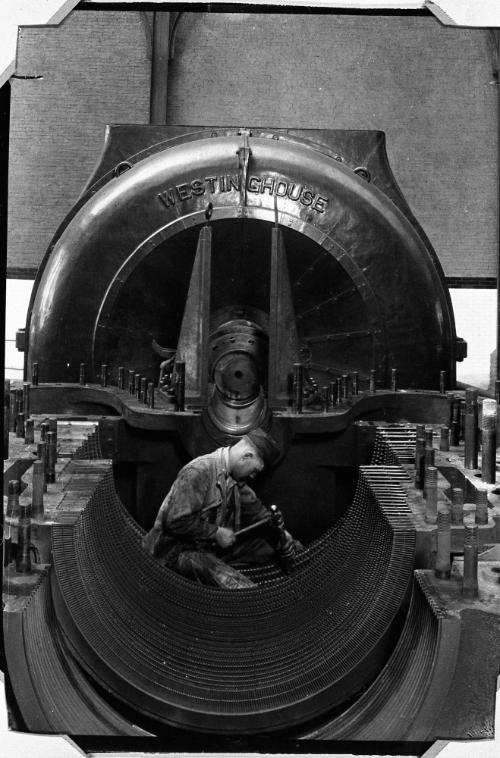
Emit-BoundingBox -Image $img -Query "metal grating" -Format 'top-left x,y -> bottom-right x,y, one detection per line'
51,464 -> 416,734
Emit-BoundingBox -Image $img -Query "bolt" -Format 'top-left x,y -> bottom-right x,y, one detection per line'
475,487 -> 489,525
118,366 -> 125,390
439,370 -> 446,394
481,399 -> 497,484
435,506 -> 451,579
369,369 -> 376,393
32,362 -> 39,386
31,460 -> 45,519
15,504 -> 32,574
101,364 -> 108,387
79,363 -> 86,385
424,466 -> 438,524
292,363 -> 303,413
147,382 -> 155,409
439,426 -> 450,452
390,368 -> 397,392
451,487 -> 464,525
6,480 -> 20,518
46,431 -> 57,484
25,418 -> 34,445
462,523 -> 479,599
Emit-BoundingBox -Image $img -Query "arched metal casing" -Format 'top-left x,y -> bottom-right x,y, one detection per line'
27,129 -> 457,392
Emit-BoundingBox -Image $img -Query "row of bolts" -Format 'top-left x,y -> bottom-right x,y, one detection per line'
6,413 -> 58,575
409,389 -> 498,598
291,366 -> 446,412
4,372 -> 497,591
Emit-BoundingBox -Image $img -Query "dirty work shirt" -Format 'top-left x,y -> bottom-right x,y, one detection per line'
142,446 -> 271,569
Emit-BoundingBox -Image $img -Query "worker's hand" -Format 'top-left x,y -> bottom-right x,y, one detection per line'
215,526 -> 236,549
285,530 -> 304,553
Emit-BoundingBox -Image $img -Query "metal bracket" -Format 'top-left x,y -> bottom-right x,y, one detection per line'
236,130 -> 252,210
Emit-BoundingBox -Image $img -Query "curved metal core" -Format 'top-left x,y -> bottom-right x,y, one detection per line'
50,467 -> 415,734
27,131 -> 456,391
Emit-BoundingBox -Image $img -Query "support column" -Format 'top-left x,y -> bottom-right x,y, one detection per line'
149,12 -> 170,125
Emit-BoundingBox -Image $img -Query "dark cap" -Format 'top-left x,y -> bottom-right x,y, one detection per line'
244,428 -> 281,467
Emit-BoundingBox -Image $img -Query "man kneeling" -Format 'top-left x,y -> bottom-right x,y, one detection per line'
142,428 -> 298,589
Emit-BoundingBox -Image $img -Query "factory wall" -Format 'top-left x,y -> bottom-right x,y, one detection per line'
7,9 -> 498,280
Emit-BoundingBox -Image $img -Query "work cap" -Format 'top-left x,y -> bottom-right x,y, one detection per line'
245,428 -> 281,468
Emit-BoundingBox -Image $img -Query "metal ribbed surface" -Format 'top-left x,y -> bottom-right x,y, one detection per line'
51,464 -> 416,733
5,571 -> 151,736
302,572 -> 453,740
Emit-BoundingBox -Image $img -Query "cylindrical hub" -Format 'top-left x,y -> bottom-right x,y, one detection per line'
435,506 -> 451,579
31,459 -> 45,519
464,388 -> 478,469
462,523 -> 479,599
424,466 -> 438,524
6,479 -> 20,518
481,398 -> 497,484
451,487 -> 464,525
424,427 -> 433,447
16,504 -> 32,574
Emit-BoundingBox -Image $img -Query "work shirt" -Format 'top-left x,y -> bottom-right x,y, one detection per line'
142,447 -> 269,566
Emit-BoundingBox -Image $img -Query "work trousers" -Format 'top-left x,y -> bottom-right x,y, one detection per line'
174,536 -> 275,589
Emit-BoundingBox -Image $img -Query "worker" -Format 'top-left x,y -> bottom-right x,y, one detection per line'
142,428 -> 301,588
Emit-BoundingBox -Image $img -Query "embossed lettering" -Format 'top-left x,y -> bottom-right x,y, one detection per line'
300,189 -> 314,207
227,174 -> 241,191
158,188 -> 176,208
190,179 -> 205,196
313,195 -> 328,213
286,183 -> 302,201
275,181 -> 288,197
247,176 -> 261,193
157,174 -> 329,213
205,176 -> 217,193
176,183 -> 192,201
261,177 -> 275,195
